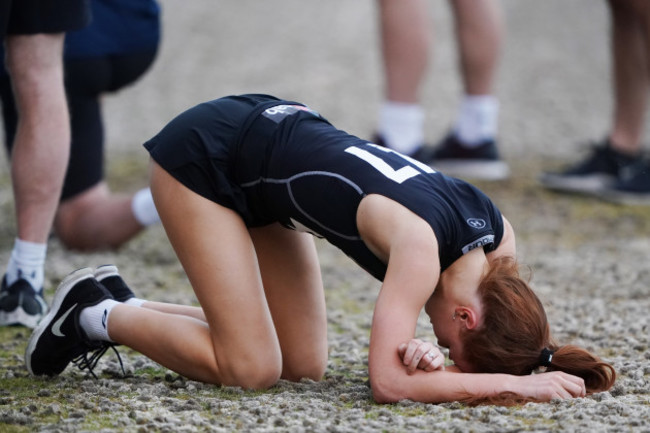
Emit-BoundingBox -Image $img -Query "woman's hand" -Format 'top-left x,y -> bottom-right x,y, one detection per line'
510,371 -> 586,401
398,339 -> 445,374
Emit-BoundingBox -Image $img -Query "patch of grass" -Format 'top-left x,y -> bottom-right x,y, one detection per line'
0,425 -> 31,433
0,376 -> 50,399
385,405 -> 433,417
132,365 -> 170,378
326,367 -> 365,381
65,411 -> 132,431
0,327 -> 29,347
364,410 -> 379,420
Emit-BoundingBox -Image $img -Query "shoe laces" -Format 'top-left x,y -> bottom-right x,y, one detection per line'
71,343 -> 125,379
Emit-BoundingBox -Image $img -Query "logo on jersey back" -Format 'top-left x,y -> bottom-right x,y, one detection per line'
462,234 -> 495,254
466,218 -> 486,229
262,104 -> 320,123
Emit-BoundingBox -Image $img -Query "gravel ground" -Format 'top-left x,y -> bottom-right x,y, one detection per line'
1,1 -> 650,432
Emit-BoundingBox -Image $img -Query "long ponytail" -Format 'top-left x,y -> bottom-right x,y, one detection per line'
545,344 -> 616,392
460,257 -> 615,394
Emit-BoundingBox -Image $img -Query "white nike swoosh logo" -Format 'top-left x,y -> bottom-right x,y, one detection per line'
52,303 -> 77,337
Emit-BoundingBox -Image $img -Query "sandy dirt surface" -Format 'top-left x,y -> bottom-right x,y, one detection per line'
1,1 -> 649,431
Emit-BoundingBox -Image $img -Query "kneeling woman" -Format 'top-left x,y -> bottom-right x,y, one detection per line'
26,94 -> 615,404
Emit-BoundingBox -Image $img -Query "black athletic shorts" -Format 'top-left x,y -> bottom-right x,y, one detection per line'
144,94 -> 288,226
0,0 -> 90,38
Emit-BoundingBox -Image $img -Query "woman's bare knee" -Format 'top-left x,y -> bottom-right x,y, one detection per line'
281,353 -> 328,382
219,356 -> 283,390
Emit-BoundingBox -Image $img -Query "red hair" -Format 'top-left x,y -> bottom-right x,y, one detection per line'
460,257 -> 616,394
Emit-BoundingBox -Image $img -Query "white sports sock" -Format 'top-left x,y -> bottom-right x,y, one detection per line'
453,95 -> 499,147
131,188 -> 160,227
377,102 -> 425,155
79,299 -> 120,342
5,238 -> 46,290
124,298 -> 145,307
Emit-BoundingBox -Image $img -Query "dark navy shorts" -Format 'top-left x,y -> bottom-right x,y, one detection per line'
1,0 -> 90,37
144,94 -> 284,225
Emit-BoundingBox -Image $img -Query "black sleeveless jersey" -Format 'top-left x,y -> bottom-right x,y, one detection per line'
232,97 -> 504,281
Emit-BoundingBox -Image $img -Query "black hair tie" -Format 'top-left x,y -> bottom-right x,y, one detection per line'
539,348 -> 554,367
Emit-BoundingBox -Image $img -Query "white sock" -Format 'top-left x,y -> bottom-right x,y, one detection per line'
452,95 -> 499,147
377,102 -> 425,155
124,298 -> 145,307
79,299 -> 120,342
131,188 -> 160,226
5,238 -> 47,290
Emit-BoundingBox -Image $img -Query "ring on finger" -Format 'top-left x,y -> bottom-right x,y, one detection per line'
426,351 -> 435,360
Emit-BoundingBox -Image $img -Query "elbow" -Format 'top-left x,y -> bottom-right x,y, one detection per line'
370,375 -> 406,404
372,388 -> 401,404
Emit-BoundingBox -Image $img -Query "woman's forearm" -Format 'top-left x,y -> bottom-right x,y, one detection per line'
371,367 -> 585,404
372,369 -> 517,404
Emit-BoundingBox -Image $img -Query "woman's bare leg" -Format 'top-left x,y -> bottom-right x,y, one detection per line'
107,162 -> 282,389
114,224 -> 327,382
138,301 -> 207,322
250,224 -> 328,381
115,226 -> 328,381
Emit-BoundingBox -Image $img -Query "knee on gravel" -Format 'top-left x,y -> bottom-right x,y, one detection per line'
218,354 -> 283,390
281,353 -> 328,382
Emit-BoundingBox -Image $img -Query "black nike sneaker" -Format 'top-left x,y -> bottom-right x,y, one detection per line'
25,268 -> 113,376
0,275 -> 48,328
94,265 -> 135,302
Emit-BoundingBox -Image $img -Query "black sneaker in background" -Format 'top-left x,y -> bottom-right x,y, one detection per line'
0,275 -> 48,328
371,133 -> 436,165
94,265 -> 135,302
601,158 -> 650,205
539,140 -> 637,195
430,133 -> 510,180
25,268 -> 113,376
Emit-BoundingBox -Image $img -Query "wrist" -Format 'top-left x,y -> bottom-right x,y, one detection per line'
501,374 -> 524,398
503,373 -> 516,389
